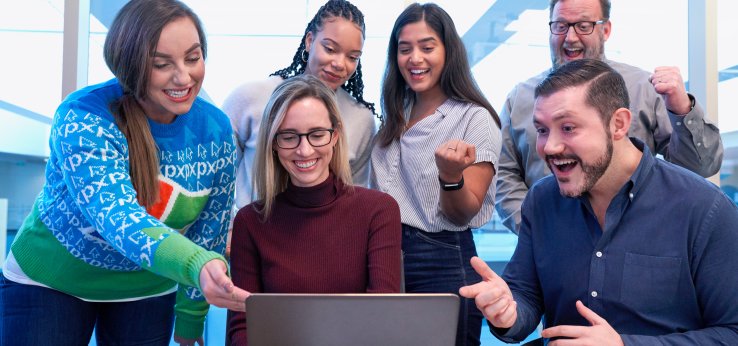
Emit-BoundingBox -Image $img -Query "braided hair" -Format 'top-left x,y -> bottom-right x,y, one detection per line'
270,0 -> 377,116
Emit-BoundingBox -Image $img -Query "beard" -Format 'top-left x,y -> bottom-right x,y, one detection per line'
550,31 -> 607,69
547,137 -> 613,198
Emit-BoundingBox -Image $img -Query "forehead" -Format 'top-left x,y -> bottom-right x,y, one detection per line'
533,85 -> 599,124
315,17 -> 364,43
157,17 -> 200,51
279,97 -> 332,129
551,0 -> 603,20
398,20 -> 441,42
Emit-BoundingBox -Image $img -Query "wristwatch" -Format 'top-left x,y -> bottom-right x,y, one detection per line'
438,175 -> 464,191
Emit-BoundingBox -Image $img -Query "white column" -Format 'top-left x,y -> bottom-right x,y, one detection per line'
62,0 -> 91,100
0,199 -> 7,265
688,0 -> 719,185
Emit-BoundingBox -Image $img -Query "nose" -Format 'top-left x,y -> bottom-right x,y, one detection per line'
409,49 -> 422,64
295,135 -> 315,156
331,57 -> 346,72
542,131 -> 564,156
173,64 -> 192,85
564,26 -> 579,43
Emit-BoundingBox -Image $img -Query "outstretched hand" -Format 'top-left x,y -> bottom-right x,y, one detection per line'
199,259 -> 250,311
541,300 -> 623,346
458,256 -> 517,328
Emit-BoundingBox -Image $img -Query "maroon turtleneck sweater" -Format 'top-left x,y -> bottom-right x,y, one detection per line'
227,174 -> 402,345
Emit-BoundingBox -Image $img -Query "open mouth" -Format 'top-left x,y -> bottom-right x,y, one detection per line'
410,68 -> 429,76
295,159 -> 317,169
563,48 -> 583,59
164,88 -> 191,101
550,158 -> 578,173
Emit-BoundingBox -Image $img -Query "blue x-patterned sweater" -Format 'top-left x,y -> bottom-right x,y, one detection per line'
7,78 -> 236,339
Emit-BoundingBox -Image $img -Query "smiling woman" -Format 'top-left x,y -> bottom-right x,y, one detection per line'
0,1 -> 247,345
227,74 -> 402,345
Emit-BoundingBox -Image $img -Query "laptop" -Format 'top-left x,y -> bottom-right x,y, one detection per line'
245,293 -> 460,346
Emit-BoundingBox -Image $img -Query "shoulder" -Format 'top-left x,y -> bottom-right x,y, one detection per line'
345,185 -> 399,208
335,88 -> 373,116
57,79 -> 122,123
192,98 -> 232,133
606,60 -> 652,82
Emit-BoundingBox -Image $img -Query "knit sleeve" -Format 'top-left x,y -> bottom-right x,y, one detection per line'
50,104 -> 219,284
366,192 -> 403,293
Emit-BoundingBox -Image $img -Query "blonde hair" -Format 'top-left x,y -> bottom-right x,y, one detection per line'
253,74 -> 352,219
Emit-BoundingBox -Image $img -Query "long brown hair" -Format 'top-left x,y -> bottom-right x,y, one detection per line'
103,0 -> 207,207
377,3 -> 500,147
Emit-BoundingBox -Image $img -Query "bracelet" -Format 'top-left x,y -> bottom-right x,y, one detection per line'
438,175 -> 464,191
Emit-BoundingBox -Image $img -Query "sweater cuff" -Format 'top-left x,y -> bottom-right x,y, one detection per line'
174,288 -> 209,339
142,227 -> 225,289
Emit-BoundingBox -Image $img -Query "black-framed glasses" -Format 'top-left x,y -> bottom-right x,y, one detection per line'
549,20 -> 606,35
274,128 -> 335,149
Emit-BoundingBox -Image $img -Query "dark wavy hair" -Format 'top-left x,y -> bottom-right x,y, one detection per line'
376,2 -> 500,147
270,0 -> 376,116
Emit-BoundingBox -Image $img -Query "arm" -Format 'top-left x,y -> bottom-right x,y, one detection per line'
490,192 -> 545,342
366,194 -> 402,293
494,93 -> 529,234
650,66 -> 723,177
346,107 -> 376,188
436,144 -> 495,226
618,194 -> 738,345
436,106 -> 500,226
226,208 -> 264,345
173,130 -> 246,340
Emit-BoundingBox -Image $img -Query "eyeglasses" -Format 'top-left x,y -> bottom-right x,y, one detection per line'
274,128 -> 335,149
549,20 -> 606,35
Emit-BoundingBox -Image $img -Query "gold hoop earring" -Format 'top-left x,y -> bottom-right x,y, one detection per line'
301,49 -> 308,63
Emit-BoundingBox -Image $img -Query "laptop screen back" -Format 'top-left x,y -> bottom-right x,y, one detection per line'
245,293 -> 459,346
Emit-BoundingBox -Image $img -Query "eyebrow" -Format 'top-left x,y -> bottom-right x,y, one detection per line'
153,43 -> 202,58
533,113 -> 572,125
398,37 -> 437,45
321,38 -> 362,55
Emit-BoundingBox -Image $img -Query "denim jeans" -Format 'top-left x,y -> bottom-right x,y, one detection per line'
0,275 -> 175,346
402,224 -> 484,346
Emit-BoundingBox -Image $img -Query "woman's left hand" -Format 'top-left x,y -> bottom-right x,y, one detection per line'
174,335 -> 204,346
435,139 -> 476,182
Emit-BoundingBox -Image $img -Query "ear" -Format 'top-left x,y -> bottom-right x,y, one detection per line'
609,107 -> 631,140
304,32 -> 314,53
602,20 -> 612,41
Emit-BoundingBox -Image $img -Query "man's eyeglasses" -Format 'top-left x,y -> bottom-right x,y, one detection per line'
549,20 -> 606,35
274,128 -> 335,149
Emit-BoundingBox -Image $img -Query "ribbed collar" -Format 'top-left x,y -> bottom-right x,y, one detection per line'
283,173 -> 341,208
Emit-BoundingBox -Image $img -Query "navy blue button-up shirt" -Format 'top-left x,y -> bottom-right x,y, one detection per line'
495,139 -> 738,344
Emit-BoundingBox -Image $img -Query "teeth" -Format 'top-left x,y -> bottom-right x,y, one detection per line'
295,159 -> 317,168
552,159 -> 576,166
165,89 -> 189,98
410,69 -> 428,75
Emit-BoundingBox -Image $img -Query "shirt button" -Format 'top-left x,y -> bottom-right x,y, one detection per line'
628,192 -> 634,199
591,291 -> 598,298
676,121 -> 682,126
595,251 -> 603,258
697,142 -> 702,147
687,120 -> 693,125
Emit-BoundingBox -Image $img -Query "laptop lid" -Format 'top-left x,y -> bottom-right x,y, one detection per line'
245,293 -> 460,346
